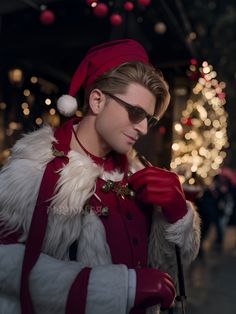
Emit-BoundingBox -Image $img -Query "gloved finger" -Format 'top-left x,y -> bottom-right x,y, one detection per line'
129,168 -> 171,191
138,187 -> 172,205
163,277 -> 176,298
160,285 -> 176,310
128,167 -> 161,185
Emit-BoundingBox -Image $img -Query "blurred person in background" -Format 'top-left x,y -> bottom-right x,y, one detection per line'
196,174 -> 234,257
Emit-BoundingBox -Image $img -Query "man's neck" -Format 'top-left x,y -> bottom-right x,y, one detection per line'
70,115 -> 110,158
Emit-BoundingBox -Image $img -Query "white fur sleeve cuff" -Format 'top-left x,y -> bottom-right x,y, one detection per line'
165,201 -> 201,264
0,244 -> 86,314
86,264 -> 134,314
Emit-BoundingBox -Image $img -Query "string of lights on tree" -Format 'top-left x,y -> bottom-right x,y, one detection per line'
171,60 -> 229,186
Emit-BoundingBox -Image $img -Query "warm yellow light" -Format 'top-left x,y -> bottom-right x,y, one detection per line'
189,178 -> 195,185
35,118 -> 43,125
172,61 -> 228,185
49,108 -> 56,115
0,102 -> 7,110
174,123 -> 183,133
21,102 -> 29,109
172,143 -> 180,151
23,108 -> 30,115
23,89 -> 30,97
75,110 -> 83,117
45,98 -> 51,105
31,76 -> 38,84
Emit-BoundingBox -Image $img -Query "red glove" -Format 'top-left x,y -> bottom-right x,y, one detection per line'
134,268 -> 176,310
128,166 -> 188,223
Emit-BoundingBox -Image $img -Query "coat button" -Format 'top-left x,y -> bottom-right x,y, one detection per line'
132,237 -> 139,245
126,211 -> 133,220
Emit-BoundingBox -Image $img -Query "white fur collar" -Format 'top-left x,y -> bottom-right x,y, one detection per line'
49,150 -> 125,216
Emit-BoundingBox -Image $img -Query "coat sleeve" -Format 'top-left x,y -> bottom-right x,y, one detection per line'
0,244 -> 136,314
148,202 -> 201,282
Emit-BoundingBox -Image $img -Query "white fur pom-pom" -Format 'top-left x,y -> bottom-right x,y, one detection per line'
57,95 -> 78,117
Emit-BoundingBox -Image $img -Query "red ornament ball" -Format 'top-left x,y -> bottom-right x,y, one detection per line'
93,3 -> 109,18
138,0 -> 151,6
86,0 -> 98,5
190,58 -> 198,65
110,14 -> 123,26
39,9 -> 55,25
182,118 -> 192,126
124,1 -> 134,11
159,126 -> 166,135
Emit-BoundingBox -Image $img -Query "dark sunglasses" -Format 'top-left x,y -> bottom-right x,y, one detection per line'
102,91 -> 159,129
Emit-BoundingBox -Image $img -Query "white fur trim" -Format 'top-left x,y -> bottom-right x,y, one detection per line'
43,150 -> 124,259
0,243 -> 82,314
101,170 -> 124,182
57,95 -> 78,117
0,126 -> 55,241
127,269 -> 136,312
148,202 -> 200,285
86,264 -> 130,314
49,151 -> 102,216
0,244 -> 132,314
165,201 -> 201,265
76,213 -> 112,266
49,150 -> 126,216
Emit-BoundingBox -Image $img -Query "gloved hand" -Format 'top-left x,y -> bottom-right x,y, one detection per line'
134,268 -> 176,310
128,166 -> 188,223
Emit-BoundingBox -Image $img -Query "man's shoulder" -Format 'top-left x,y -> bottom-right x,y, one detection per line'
10,124 -> 55,161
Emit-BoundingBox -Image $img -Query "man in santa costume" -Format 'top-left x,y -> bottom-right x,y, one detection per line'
0,39 -> 200,314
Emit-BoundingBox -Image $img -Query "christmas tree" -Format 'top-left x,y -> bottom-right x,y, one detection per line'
171,61 -> 229,186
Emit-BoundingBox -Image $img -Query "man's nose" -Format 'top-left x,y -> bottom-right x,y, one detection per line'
134,118 -> 148,136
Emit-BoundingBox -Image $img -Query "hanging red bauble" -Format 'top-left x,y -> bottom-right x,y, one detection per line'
39,9 -> 55,25
110,14 -> 123,26
182,117 -> 192,126
159,126 -> 166,135
190,58 -> 198,65
124,1 -> 134,11
138,0 -> 151,6
86,0 -> 98,5
218,92 -> 226,100
93,3 -> 109,18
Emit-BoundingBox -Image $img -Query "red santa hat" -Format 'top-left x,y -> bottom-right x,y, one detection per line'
57,39 -> 149,116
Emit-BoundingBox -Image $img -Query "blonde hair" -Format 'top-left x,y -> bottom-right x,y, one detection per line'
84,62 -> 170,119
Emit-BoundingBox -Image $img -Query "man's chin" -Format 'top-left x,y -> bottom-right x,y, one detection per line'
114,145 -> 133,155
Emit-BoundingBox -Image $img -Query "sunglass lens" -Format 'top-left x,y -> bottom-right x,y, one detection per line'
128,107 -> 146,124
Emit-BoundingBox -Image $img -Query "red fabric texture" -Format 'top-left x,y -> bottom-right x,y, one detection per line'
128,166 -> 188,223
20,157 -> 64,314
66,267 -> 91,313
20,118 -> 91,314
92,176 -> 151,269
69,39 -> 149,95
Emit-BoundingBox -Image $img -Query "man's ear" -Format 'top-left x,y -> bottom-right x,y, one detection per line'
88,89 -> 106,114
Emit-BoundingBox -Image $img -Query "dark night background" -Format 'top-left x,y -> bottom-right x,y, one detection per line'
0,0 -> 235,170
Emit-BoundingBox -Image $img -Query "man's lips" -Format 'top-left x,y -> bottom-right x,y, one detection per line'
124,133 -> 138,143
